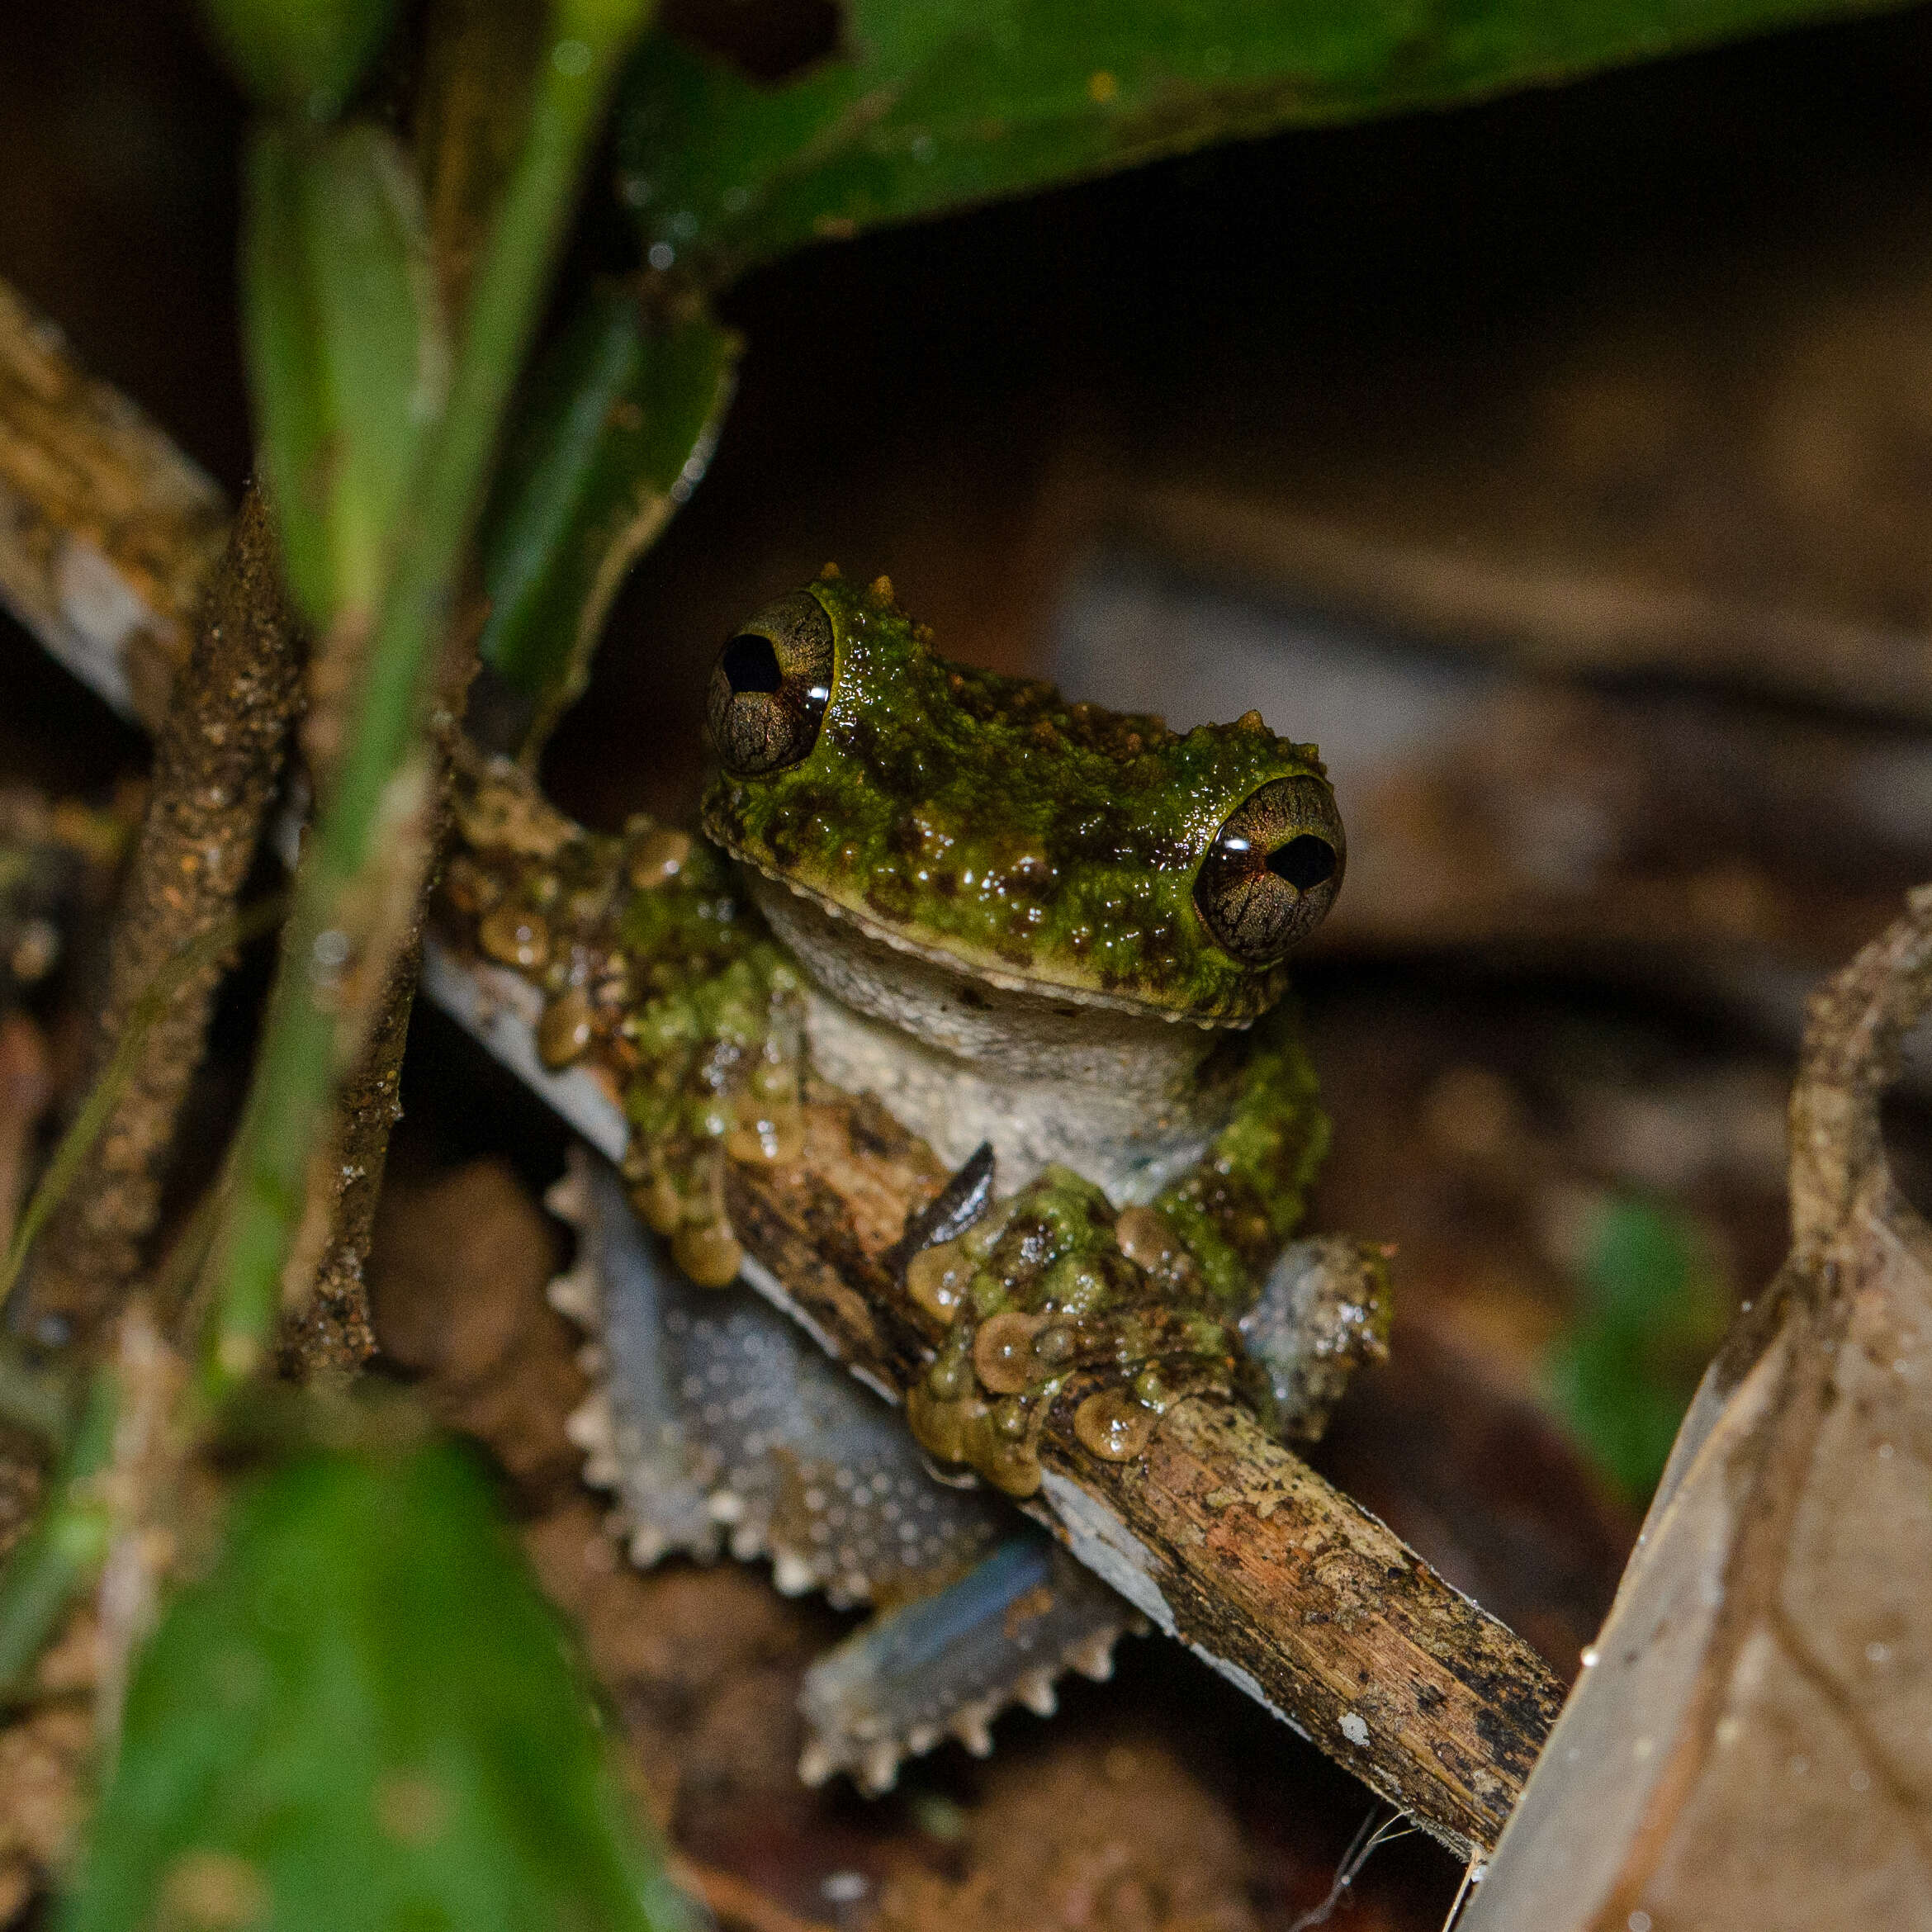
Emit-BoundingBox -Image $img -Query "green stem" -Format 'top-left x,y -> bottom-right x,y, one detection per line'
0,1366 -> 116,1699
205,2 -> 653,1397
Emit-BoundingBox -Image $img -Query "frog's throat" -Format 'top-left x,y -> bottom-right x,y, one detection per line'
741,869 -> 1238,1202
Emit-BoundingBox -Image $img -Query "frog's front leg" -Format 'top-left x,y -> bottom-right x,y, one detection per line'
887,1009 -> 1389,1497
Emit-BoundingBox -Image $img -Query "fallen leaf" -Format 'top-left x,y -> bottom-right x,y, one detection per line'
1463,883 -> 1932,1931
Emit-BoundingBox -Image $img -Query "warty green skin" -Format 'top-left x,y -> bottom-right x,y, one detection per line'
703,573 -> 1331,1026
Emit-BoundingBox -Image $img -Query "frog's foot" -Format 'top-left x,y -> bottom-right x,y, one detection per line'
1238,1234 -> 1393,1442
798,1533 -> 1140,1794
550,1145 -> 1011,1604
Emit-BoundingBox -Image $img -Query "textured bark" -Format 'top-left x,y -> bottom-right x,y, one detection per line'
721,1087 -> 1563,1860
272,948 -> 410,1379
23,489 -> 303,1347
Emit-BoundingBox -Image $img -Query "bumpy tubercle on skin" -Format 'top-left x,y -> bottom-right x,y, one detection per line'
903,1165 -> 1247,1498
440,754 -> 809,1288
892,1002 -> 1333,1494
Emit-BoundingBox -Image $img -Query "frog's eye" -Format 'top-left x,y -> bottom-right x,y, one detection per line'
1193,775 -> 1345,966
707,591 -> 835,776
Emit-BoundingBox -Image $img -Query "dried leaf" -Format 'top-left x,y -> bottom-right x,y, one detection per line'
1464,883 -> 1932,1931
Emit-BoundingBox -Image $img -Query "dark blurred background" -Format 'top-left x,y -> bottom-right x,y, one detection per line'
4,3 -> 1932,1924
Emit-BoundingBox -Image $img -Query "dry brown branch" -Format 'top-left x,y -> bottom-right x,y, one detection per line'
0,283 -> 227,731
1115,484 -> 1932,726
19,485 -> 303,1348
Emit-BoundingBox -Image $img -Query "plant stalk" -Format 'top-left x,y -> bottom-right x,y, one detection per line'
206,0 -> 654,1395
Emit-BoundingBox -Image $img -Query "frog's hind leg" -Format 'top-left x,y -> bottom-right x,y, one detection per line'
799,1532 -> 1139,1795
549,1144 -> 1010,1605
549,1144 -> 1142,1790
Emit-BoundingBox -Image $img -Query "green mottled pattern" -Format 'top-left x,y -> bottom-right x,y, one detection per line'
615,843 -> 804,1229
1156,1004 -> 1330,1306
703,574 -> 1327,1022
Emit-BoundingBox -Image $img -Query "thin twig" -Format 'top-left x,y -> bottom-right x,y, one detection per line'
666,1857 -> 837,1932
0,895 -> 286,1316
1439,1855 -> 1482,1932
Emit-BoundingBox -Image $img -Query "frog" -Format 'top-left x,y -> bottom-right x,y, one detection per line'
694,566 -> 1367,1480
435,565 -> 1388,1788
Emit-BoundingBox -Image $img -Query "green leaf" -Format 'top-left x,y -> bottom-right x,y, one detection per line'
1546,1196 -> 1731,1502
244,124 -> 449,633
59,1440 -> 696,1932
615,0 -> 1907,282
474,282 -> 738,755
199,0 -> 398,120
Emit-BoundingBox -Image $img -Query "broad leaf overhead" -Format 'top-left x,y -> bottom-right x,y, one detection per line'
614,0 -> 1914,282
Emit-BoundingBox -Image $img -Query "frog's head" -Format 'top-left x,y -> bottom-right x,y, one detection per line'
699,571 -> 1343,1028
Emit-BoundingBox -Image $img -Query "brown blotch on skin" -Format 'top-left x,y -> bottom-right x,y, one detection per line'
1073,1390 -> 1156,1461
974,1310 -> 1046,1394
478,904 -> 551,971
537,987 -> 594,1068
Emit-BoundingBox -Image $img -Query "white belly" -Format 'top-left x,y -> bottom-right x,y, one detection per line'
746,873 -> 1238,1202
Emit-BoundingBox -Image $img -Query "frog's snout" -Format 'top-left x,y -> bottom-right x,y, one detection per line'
1192,774 -> 1345,965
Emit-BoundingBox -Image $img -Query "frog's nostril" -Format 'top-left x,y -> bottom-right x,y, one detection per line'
722,632 -> 784,694
1267,836 -> 1335,893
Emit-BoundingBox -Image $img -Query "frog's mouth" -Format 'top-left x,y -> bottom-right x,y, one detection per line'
727,855 -> 1247,1032
732,862 -> 1243,1202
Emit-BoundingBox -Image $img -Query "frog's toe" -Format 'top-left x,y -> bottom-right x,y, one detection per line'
1238,1234 -> 1393,1442
798,1533 -> 1141,1794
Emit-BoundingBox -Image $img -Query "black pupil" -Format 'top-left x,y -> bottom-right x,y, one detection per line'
720,632 -> 783,694
1267,835 -> 1335,892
